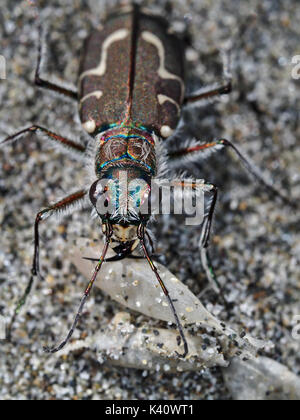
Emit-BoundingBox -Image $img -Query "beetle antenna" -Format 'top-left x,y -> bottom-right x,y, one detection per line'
44,223 -> 113,354
137,224 -> 189,358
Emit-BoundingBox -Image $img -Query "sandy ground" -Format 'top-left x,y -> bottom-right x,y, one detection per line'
0,0 -> 299,400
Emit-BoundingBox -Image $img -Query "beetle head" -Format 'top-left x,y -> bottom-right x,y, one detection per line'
89,167 -> 151,257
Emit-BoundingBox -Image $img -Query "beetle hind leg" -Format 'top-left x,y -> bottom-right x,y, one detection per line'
35,25 -> 78,101
184,48 -> 232,105
184,80 -> 232,105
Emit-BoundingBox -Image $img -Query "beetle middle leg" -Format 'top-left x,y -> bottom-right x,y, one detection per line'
168,137 -> 296,296
8,190 -> 88,340
171,180 -> 222,294
169,139 -> 295,207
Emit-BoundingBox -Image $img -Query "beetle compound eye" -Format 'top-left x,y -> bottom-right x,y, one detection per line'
89,180 -> 100,206
89,179 -> 110,215
95,182 -> 106,199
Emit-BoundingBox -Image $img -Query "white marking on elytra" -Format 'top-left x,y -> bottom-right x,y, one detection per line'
142,31 -> 185,101
157,94 -> 181,116
79,29 -> 130,81
82,119 -> 97,134
79,90 -> 103,109
80,90 -> 103,103
160,125 -> 174,138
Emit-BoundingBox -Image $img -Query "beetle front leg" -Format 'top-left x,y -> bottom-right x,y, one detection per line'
198,184 -> 223,294
171,180 -> 222,294
35,26 -> 78,101
8,190 -> 88,340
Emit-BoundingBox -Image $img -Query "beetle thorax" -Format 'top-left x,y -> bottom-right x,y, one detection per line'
95,126 -> 157,176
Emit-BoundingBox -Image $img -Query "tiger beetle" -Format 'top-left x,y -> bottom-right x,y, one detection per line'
1,4 -> 294,357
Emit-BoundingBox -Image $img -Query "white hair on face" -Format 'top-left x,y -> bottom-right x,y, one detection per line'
110,208 -> 140,224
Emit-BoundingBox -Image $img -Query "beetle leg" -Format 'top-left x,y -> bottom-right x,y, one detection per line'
35,26 -> 78,100
184,80 -> 232,105
185,48 -> 232,104
138,224 -> 189,358
83,254 -> 163,263
169,139 -> 295,208
83,255 -> 144,263
171,180 -> 222,293
8,190 -> 88,340
198,183 -> 224,294
0,125 -> 86,157
44,223 -> 113,354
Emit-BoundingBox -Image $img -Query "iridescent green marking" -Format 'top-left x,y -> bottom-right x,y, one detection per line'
97,122 -> 154,136
103,134 -> 153,147
97,123 -> 119,134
